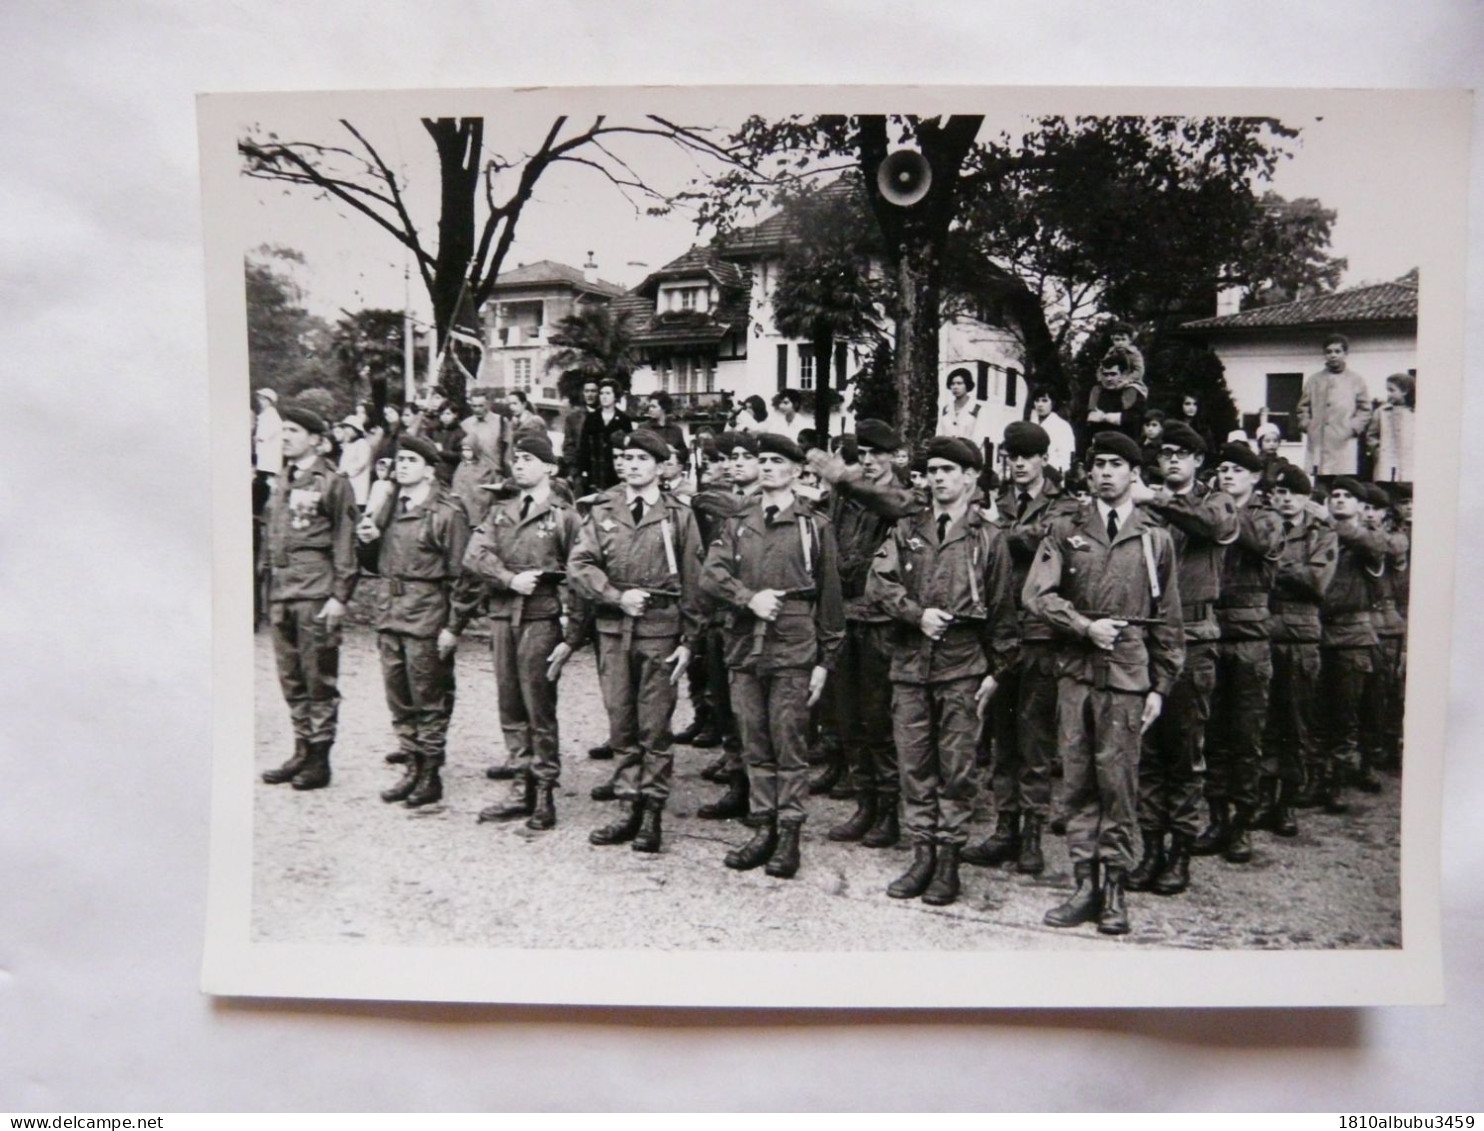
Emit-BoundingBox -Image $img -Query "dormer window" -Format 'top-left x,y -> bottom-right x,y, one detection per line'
662,283 -> 710,314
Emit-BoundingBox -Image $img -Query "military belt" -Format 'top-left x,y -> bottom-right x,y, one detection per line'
386,576 -> 447,597
1217,593 -> 1271,609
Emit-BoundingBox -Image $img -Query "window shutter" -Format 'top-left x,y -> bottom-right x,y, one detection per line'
835,346 -> 848,390
976,361 -> 990,401
777,344 -> 788,391
1005,367 -> 1019,408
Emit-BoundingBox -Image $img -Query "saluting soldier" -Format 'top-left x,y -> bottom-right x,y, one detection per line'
1263,464 -> 1338,829
1193,442 -> 1283,865
1024,432 -> 1184,935
1358,482 -> 1409,785
1128,422 -> 1239,896
1315,477 -> 1390,812
453,435 -> 589,831
700,434 -> 844,878
965,421 -> 1082,876
866,437 -> 1018,906
354,434 -> 471,809
260,406 -> 360,791
569,430 -> 703,853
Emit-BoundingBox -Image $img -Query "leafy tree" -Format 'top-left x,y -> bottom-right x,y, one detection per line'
244,245 -> 340,406
332,308 -> 406,415
241,115 -> 729,403
545,305 -> 637,403
1240,191 -> 1348,308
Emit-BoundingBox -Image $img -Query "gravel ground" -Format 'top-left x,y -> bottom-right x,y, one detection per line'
252,623 -> 1401,952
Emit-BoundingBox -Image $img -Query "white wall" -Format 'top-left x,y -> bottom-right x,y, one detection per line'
1214,329 -> 1417,416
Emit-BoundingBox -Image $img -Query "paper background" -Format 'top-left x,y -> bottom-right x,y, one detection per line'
5,0 -> 1483,1110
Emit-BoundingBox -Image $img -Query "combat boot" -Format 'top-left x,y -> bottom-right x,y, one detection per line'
1049,813 -> 1068,836
1253,777 -> 1280,831
829,764 -> 860,801
697,771 -> 749,820
826,793 -> 877,842
765,821 -> 802,879
1097,865 -> 1131,936
1224,808 -> 1254,863
961,812 -> 1018,867
1190,801 -> 1230,856
478,772 -> 536,822
887,844 -> 937,899
1271,782 -> 1299,838
1125,831 -> 1166,892
860,797 -> 900,848
290,741 -> 332,791
1016,814 -> 1046,876
262,739 -> 311,785
526,782 -> 556,830
631,799 -> 664,853
484,762 -> 519,781
589,801 -> 643,845
380,755 -> 422,804
1320,765 -> 1350,814
588,742 -> 614,761
1044,861 -> 1101,928
689,720 -> 723,749
807,758 -> 843,796
1151,833 -> 1192,896
922,843 -> 962,906
591,778 -> 618,802
699,752 -> 731,783
404,758 -> 443,808
1353,762 -> 1383,794
725,817 -> 778,871
385,750 -> 411,765
672,707 -> 708,746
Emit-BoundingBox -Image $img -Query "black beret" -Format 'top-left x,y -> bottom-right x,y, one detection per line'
757,432 -> 805,463
1160,422 -> 1207,455
280,405 -> 327,434
396,435 -> 441,466
1088,430 -> 1142,466
854,419 -> 901,452
1216,442 -> 1263,473
720,430 -> 760,456
925,435 -> 984,471
1361,483 -> 1392,508
1271,463 -> 1312,497
513,434 -> 558,464
1002,420 -> 1050,457
1330,476 -> 1365,500
622,429 -> 670,462
1389,482 -> 1413,501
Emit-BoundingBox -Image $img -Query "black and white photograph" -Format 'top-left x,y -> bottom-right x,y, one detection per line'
200,84 -> 1466,1007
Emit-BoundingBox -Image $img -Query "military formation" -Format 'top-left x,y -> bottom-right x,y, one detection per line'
256,355 -> 1411,939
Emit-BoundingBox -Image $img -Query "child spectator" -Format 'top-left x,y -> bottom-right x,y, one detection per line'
1367,373 -> 1415,483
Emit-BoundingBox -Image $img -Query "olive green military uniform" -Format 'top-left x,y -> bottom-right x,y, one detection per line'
1318,520 -> 1389,789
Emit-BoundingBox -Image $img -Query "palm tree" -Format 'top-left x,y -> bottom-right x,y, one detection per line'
545,305 -> 637,404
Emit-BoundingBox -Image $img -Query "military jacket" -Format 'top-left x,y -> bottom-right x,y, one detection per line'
452,490 -> 590,646
1145,481 -> 1240,643
367,484 -> 471,637
866,505 -> 1019,685
829,470 -> 910,621
1268,512 -> 1339,644
262,457 -> 359,604
995,481 -> 1085,642
1214,497 -> 1283,641
1372,525 -> 1410,638
569,488 -> 703,644
1321,519 -> 1388,648
700,495 -> 845,673
1024,502 -> 1184,696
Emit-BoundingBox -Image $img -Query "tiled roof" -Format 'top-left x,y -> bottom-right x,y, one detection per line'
718,179 -> 863,259
489,259 -> 626,297
614,249 -> 754,349
638,246 -> 748,292
1182,279 -> 1417,332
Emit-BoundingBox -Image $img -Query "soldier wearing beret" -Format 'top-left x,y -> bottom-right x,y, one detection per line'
964,420 -> 1081,876
700,433 -> 845,878
866,437 -> 1019,905
1263,463 -> 1338,829
1024,431 -> 1184,935
355,435 -> 472,808
453,435 -> 592,830
260,406 -> 361,791
1193,442 -> 1283,864
1358,483 -> 1409,786
1314,478 -> 1390,811
569,429 -> 704,853
1125,422 -> 1239,896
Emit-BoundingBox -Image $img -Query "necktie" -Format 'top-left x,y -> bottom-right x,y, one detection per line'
400,495 -> 411,514
765,505 -> 778,525
1106,509 -> 1119,540
631,497 -> 645,525
520,494 -> 533,521
1283,520 -> 1294,536
937,513 -> 950,543
1018,491 -> 1032,515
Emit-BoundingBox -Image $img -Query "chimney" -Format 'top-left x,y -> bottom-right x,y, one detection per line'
582,250 -> 598,284
1215,286 -> 1243,317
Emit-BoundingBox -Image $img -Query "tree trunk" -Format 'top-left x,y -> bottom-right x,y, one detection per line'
811,323 -> 834,440
892,244 -> 944,446
425,118 -> 483,403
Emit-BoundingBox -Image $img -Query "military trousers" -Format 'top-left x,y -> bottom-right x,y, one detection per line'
1319,645 -> 1373,779
730,666 -> 812,824
1265,641 -> 1321,788
490,617 -> 563,784
270,599 -> 341,745
989,642 -> 1058,820
595,631 -> 677,802
893,677 -> 981,847
1140,640 -> 1216,837
1361,636 -> 1406,768
1204,639 -> 1272,814
834,621 -> 896,798
378,630 -> 456,762
1057,678 -> 1143,871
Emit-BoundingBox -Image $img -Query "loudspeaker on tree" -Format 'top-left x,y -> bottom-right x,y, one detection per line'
876,148 -> 933,208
